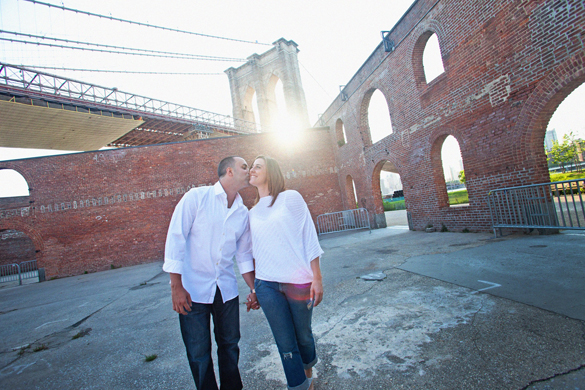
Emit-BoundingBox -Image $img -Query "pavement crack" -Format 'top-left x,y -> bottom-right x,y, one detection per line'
0,289 -> 129,372
470,302 -> 488,363
519,364 -> 585,390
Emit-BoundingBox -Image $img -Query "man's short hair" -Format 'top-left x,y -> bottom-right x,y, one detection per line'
218,156 -> 238,178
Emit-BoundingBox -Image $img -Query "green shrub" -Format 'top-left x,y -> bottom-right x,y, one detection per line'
448,190 -> 469,205
550,172 -> 585,182
383,199 -> 406,211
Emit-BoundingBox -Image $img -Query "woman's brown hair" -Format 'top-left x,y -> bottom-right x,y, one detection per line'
254,155 -> 285,207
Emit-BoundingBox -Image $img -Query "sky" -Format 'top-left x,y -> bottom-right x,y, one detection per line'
0,0 -> 584,197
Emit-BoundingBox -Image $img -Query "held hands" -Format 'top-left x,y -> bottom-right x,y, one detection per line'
246,292 -> 260,312
310,278 -> 324,308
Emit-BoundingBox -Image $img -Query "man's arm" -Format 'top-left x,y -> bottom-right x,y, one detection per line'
170,273 -> 192,315
164,190 -> 197,314
234,220 -> 258,311
241,271 -> 259,312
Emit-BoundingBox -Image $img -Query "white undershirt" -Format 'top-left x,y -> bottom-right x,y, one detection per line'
249,190 -> 323,284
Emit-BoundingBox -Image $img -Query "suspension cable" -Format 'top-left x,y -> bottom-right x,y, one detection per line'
0,30 -> 244,60
23,0 -> 271,46
0,37 -> 246,62
16,64 -> 224,75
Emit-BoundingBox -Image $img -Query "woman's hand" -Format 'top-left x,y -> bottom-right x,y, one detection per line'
246,292 -> 260,312
310,257 -> 323,307
310,278 -> 323,307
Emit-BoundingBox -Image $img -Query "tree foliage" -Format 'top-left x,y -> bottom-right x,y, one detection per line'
547,132 -> 581,173
458,170 -> 466,184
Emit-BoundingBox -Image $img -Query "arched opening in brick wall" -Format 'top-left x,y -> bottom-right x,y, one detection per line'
441,136 -> 468,207
545,83 -> 585,172
430,134 -> 468,208
365,89 -> 393,144
0,229 -> 37,266
422,33 -> 445,83
243,86 -> 260,125
345,175 -> 358,209
521,52 -> 585,185
373,160 -> 406,226
413,31 -> 445,87
335,118 -> 347,147
0,169 -> 30,198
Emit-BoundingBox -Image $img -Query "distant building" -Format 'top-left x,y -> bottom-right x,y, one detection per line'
545,129 -> 558,151
380,171 -> 403,195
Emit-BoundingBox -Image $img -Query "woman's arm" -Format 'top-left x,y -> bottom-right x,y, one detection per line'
310,257 -> 323,307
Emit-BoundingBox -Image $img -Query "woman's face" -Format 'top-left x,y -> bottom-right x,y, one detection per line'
249,158 -> 268,187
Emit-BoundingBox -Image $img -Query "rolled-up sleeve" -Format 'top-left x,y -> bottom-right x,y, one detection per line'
235,219 -> 254,274
163,190 -> 197,274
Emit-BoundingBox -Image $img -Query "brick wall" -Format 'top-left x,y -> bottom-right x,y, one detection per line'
0,129 -> 342,278
320,0 -> 585,231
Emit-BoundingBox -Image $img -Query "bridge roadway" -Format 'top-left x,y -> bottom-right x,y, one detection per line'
0,228 -> 583,389
0,62 -> 257,151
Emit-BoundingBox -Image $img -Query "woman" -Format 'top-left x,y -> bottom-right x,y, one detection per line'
248,155 -> 324,390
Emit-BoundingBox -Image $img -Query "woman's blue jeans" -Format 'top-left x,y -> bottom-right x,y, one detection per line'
179,288 -> 242,390
255,279 -> 317,390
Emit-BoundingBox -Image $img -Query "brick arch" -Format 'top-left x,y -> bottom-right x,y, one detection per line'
0,220 -> 45,263
335,118 -> 346,146
429,130 -> 462,208
345,174 -> 358,210
0,163 -> 35,194
517,51 -> 585,179
411,25 -> 446,87
359,87 -> 393,147
372,157 -> 402,214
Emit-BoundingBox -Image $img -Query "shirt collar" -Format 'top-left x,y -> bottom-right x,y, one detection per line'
214,181 -> 243,206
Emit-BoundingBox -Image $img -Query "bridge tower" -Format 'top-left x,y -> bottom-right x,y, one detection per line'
225,38 -> 310,132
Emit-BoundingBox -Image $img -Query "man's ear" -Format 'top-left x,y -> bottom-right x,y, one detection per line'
226,166 -> 234,177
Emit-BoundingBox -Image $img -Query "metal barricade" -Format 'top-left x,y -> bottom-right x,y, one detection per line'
0,263 -> 20,283
0,260 -> 38,285
488,179 -> 585,237
317,208 -> 371,235
19,260 -> 39,282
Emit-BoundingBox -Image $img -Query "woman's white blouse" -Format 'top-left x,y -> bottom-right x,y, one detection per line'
249,190 -> 323,284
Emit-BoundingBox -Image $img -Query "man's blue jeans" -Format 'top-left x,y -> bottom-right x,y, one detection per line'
179,288 -> 242,390
255,279 -> 317,390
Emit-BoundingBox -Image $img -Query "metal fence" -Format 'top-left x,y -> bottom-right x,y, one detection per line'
317,208 -> 371,235
488,179 -> 585,237
0,260 -> 38,285
0,62 -> 259,134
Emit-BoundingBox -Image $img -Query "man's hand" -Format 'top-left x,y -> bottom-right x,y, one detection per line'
246,292 -> 260,312
170,274 -> 192,315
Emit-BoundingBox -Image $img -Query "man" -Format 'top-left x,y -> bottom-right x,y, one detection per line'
163,156 -> 258,390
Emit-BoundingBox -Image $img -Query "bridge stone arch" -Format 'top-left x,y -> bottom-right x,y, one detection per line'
225,38 -> 310,132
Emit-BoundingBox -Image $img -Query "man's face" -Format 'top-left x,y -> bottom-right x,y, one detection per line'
231,157 -> 250,189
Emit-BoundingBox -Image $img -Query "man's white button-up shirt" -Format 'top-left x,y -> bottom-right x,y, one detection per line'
163,182 -> 254,304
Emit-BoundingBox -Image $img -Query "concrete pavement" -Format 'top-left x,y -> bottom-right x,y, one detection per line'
0,227 -> 584,389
